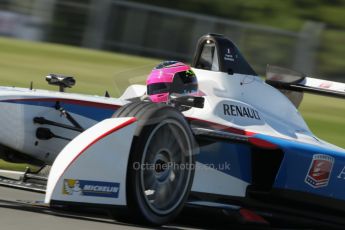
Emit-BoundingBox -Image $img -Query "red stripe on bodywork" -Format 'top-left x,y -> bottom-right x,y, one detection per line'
60,117 -> 137,178
187,117 -> 278,149
248,137 -> 278,150
187,117 -> 255,136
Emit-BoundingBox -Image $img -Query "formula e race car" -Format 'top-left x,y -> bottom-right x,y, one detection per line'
0,34 -> 345,227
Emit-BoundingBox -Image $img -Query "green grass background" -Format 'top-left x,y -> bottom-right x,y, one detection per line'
0,37 -> 344,170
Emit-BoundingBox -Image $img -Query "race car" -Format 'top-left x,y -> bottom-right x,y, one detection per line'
0,33 -> 344,227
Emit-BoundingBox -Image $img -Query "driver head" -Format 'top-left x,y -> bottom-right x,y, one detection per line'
146,61 -> 198,103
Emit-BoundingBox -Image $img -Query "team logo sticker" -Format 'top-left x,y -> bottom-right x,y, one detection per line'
305,154 -> 334,188
63,179 -> 120,198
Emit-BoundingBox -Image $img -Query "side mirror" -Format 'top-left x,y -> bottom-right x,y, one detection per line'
170,95 -> 205,109
46,74 -> 76,92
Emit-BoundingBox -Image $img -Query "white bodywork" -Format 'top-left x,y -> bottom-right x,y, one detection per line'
0,87 -> 127,163
190,69 -> 310,137
0,68 -> 343,207
43,69 -> 342,205
191,162 -> 249,197
46,117 -> 137,205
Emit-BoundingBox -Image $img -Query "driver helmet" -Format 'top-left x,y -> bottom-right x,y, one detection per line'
146,61 -> 198,103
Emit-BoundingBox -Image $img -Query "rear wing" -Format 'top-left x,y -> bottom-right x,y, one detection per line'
266,66 -> 345,104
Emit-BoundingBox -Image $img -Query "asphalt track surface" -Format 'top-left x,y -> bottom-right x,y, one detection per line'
0,186 -> 319,230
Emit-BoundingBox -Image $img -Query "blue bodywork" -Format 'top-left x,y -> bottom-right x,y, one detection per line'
5,98 -> 345,204
255,133 -> 345,201
4,99 -> 117,121
197,142 -> 252,183
192,131 -> 345,205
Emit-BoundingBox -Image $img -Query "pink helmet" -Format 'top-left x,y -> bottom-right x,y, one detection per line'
146,61 -> 198,103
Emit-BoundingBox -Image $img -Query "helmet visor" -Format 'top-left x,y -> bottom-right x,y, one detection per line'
170,70 -> 198,94
147,82 -> 170,95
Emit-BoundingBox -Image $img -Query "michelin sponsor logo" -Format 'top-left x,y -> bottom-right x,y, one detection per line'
63,179 -> 120,198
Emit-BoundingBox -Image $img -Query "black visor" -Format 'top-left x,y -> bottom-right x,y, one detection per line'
147,82 -> 170,95
170,70 -> 198,95
147,70 -> 198,96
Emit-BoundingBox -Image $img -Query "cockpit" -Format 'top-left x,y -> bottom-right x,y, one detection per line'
194,40 -> 219,71
191,34 -> 258,76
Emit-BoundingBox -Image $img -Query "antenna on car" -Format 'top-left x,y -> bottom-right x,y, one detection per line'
105,91 -> 110,98
45,74 -> 76,92
30,81 -> 33,90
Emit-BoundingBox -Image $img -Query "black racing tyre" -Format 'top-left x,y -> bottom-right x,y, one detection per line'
112,102 -> 196,226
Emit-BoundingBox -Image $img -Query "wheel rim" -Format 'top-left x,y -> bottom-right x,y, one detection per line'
140,119 -> 193,215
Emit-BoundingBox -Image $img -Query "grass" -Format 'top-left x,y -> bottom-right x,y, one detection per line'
0,159 -> 38,171
0,37 -> 344,170
299,94 -> 345,147
0,37 -> 159,97
0,37 -> 159,170
317,29 -> 345,80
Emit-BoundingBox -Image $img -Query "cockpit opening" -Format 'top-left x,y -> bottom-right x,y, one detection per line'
191,34 -> 258,76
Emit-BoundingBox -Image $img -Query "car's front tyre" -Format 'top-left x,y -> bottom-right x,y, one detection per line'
113,102 -> 195,225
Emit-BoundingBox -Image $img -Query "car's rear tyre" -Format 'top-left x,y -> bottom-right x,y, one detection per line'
112,102 -> 195,225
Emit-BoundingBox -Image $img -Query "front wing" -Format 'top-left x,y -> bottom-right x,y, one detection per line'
45,117 -> 137,206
